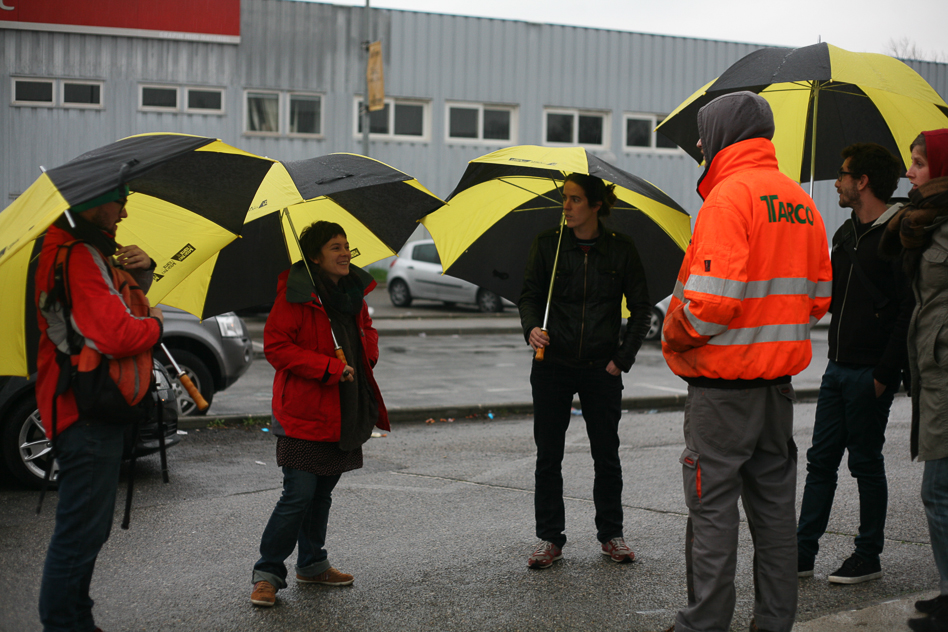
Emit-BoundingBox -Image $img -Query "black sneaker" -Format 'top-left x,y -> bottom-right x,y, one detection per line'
908,613 -> 948,632
917,594 -> 948,614
827,554 -> 882,584
798,558 -> 814,578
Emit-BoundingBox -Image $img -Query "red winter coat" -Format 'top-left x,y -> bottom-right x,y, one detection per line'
265,266 -> 389,442
35,223 -> 162,438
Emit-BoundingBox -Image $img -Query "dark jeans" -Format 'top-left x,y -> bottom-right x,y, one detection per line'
797,360 -> 894,565
253,467 -> 341,589
531,359 -> 624,547
39,422 -> 125,632
922,457 -> 948,595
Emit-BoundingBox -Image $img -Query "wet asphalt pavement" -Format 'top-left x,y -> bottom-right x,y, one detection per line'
0,292 -> 938,631
0,396 -> 938,632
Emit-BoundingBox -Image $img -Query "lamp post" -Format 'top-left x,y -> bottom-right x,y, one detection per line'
361,0 -> 371,157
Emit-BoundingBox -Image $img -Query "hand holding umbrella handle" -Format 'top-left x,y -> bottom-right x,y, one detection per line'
161,343 -> 209,411
535,329 -> 549,361
335,348 -> 354,382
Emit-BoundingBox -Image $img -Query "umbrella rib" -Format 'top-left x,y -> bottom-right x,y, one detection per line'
494,176 -> 564,207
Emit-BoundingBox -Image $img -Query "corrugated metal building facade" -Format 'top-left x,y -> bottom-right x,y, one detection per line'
3,0 -> 947,243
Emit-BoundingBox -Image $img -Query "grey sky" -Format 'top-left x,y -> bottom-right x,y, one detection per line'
325,0 -> 947,60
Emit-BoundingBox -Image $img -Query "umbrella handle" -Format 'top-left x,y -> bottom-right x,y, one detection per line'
161,344 -> 209,411
335,348 -> 354,382
535,329 -> 548,362
178,374 -> 209,412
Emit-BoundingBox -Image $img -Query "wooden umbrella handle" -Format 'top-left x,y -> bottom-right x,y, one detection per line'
535,329 -> 548,362
178,374 -> 209,411
335,348 -> 354,382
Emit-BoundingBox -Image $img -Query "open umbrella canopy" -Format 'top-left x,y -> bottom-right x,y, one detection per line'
657,43 -> 948,184
0,133 -> 275,376
421,145 -> 691,307
160,153 -> 444,319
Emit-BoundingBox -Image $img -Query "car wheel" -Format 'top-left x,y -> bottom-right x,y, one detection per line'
476,289 -> 503,313
163,349 -> 214,416
645,307 -> 664,341
1,397 -> 57,489
389,279 -> 412,307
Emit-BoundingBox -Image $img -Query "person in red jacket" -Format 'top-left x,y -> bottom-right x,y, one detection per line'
250,220 -> 389,607
662,92 -> 832,632
35,186 -> 164,632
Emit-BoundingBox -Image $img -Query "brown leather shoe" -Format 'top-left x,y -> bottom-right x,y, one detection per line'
297,567 -> 354,586
251,580 -> 276,606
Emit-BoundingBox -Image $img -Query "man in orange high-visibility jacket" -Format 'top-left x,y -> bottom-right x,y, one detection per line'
662,92 -> 832,632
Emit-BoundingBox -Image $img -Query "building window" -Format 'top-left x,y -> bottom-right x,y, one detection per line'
625,114 -> 680,151
12,78 -> 54,106
289,93 -> 322,136
186,87 -> 224,113
246,91 -> 280,133
62,81 -> 102,108
544,109 -> 609,148
356,97 -> 429,141
141,85 -> 178,111
446,102 -> 516,143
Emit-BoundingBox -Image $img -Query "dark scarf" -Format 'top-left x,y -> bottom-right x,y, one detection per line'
309,263 -> 379,451
880,177 -> 948,275
53,214 -> 119,256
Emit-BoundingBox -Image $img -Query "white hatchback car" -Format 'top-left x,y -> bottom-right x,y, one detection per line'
388,239 -> 509,312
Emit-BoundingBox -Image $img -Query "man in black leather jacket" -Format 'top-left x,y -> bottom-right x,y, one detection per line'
519,173 -> 651,569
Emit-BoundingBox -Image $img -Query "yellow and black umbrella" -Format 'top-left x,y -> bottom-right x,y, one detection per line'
0,133 -> 275,376
656,42 -> 948,189
421,145 -> 691,308
159,153 -> 444,319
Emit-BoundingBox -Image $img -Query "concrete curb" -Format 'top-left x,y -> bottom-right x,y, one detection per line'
177,387 -> 822,430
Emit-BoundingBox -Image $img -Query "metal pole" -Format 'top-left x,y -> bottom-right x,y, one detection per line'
361,0 -> 371,157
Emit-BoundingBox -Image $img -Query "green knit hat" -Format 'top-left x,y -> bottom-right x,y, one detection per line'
68,185 -> 130,214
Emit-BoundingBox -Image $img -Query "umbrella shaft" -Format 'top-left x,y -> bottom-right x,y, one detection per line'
541,215 -> 567,330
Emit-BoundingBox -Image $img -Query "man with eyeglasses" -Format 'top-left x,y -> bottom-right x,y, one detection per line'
35,185 -> 164,632
797,143 -> 913,585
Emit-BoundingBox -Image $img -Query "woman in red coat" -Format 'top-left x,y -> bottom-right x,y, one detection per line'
250,221 -> 389,607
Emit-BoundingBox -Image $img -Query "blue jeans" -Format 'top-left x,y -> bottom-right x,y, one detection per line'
253,467 -> 341,589
39,422 -> 126,632
531,360 -> 624,547
797,360 -> 894,565
923,458 -> 948,594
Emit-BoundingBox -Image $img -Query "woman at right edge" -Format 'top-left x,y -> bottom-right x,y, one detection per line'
518,173 -> 652,569
880,128 -> 948,632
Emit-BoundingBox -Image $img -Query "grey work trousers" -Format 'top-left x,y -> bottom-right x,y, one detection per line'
675,383 -> 798,632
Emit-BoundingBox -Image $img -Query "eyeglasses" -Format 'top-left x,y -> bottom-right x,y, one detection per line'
116,198 -> 128,210
836,169 -> 854,180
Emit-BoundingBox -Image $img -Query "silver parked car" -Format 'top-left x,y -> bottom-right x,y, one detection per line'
645,295 -> 673,341
387,239 -> 510,312
156,306 -> 254,416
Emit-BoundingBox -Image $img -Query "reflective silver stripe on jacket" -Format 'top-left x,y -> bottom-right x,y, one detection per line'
684,304 -> 729,336
684,274 -> 831,301
707,322 -> 812,346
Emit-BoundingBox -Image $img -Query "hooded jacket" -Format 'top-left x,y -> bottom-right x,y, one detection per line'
35,221 -> 162,438
265,261 -> 389,443
662,91 -> 832,383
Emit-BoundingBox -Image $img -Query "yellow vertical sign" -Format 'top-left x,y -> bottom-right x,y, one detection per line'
367,41 -> 384,112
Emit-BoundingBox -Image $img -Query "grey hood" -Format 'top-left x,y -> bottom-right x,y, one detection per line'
697,91 -> 775,183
